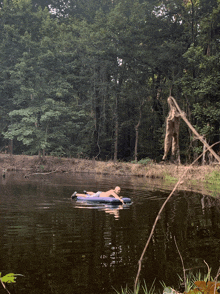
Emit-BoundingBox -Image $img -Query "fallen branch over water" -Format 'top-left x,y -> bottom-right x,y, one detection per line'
24,169 -> 59,178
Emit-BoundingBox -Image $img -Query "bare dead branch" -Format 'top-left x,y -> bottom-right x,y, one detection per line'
24,169 -> 59,178
0,280 -> 11,294
204,260 -> 211,282
170,96 -> 220,164
174,236 -> 186,290
134,141 -> 220,292
214,267 -> 220,294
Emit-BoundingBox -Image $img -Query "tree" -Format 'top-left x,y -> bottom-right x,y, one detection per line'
0,0 -> 38,152
180,0 -> 220,159
4,99 -> 85,156
1,0 -> 87,156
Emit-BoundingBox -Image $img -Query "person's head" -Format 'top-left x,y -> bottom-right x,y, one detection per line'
115,186 -> 121,194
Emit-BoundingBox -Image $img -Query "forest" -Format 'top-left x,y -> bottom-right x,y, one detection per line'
0,0 -> 220,163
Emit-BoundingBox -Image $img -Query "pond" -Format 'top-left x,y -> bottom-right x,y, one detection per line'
1,172 -> 220,294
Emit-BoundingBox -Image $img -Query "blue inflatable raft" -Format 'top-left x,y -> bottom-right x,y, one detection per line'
74,196 -> 131,205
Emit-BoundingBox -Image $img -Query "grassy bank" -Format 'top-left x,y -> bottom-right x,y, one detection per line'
1,154 -> 220,196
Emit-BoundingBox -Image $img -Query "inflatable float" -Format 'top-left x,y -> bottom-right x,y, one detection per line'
72,195 -> 131,205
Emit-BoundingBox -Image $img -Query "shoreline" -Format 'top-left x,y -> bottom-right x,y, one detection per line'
1,154 -> 220,197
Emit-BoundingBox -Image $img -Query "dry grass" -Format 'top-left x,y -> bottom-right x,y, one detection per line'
1,154 -> 220,196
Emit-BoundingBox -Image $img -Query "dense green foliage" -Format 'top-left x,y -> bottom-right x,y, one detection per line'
1,0 -> 220,162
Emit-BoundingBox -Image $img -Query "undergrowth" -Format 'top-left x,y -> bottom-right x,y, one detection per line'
164,174 -> 178,183
205,170 -> 220,195
131,158 -> 152,165
116,267 -> 220,294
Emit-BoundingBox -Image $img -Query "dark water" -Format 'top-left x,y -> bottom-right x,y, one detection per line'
1,172 -> 220,294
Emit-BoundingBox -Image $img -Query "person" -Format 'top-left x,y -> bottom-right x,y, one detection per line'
71,186 -> 124,204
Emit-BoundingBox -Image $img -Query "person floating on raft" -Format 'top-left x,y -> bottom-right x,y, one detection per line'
71,186 -> 124,204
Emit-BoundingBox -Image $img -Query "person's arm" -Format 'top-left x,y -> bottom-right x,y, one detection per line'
111,191 -> 124,204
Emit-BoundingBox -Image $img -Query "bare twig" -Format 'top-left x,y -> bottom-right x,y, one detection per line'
0,280 -> 10,294
204,260 -> 211,281
174,236 -> 186,290
134,141 -> 220,292
134,166 -> 190,291
214,267 -> 220,281
214,267 -> 220,294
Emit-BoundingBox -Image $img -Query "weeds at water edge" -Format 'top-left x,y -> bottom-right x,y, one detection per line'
114,279 -> 157,294
116,271 -> 220,294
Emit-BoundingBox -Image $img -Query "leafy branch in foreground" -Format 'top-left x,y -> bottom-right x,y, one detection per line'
0,273 -> 23,294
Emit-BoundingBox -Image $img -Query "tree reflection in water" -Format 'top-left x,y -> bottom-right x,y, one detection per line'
1,172 -> 220,294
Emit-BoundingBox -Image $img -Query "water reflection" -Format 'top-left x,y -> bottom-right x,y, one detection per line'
1,172 -> 220,294
72,200 -> 132,219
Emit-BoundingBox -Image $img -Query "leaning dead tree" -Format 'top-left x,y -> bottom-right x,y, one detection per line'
134,98 -> 220,291
162,96 -> 181,163
163,96 -> 220,164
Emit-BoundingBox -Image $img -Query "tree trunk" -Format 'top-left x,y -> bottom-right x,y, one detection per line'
9,139 -> 13,156
134,124 -> 139,162
114,90 -> 118,161
202,142 -> 206,165
114,118 -> 118,162
163,96 -> 181,163
134,100 -> 144,162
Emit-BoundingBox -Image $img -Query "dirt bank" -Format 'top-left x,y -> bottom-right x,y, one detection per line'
1,154 -> 220,195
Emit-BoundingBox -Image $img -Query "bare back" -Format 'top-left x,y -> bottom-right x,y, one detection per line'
100,189 -> 116,197
100,189 -> 123,203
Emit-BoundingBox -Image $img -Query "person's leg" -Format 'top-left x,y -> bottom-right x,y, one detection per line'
71,192 -> 88,198
85,191 -> 95,195
89,191 -> 102,197
71,191 -> 97,198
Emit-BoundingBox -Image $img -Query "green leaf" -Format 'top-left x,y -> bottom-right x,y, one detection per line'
0,273 -> 23,284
